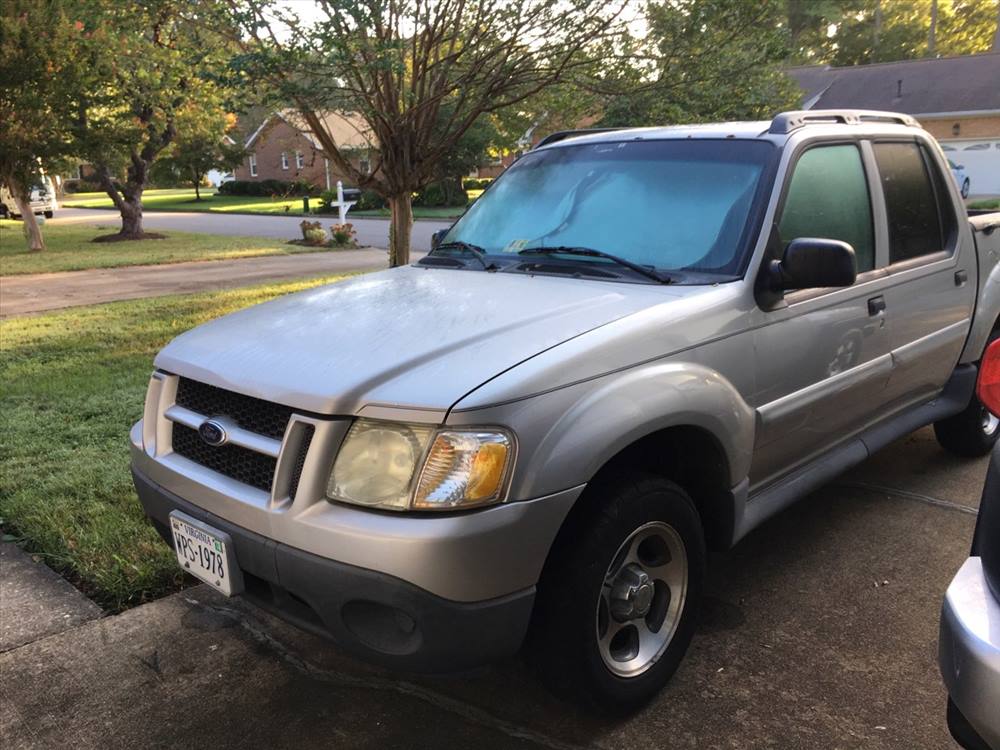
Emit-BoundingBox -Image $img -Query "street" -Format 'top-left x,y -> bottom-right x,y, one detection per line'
1,426 -> 983,749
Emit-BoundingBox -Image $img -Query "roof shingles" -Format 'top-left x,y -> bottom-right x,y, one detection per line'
789,53 -> 1000,115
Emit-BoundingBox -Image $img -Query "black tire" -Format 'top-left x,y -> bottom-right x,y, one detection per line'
43,210 -> 53,219
935,331 -> 1000,457
526,472 -> 705,713
961,178 -> 970,199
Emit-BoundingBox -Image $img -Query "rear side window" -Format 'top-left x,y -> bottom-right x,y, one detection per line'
873,142 -> 952,263
778,144 -> 875,272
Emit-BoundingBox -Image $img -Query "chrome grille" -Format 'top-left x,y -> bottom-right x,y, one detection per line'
171,423 -> 277,491
175,378 -> 292,440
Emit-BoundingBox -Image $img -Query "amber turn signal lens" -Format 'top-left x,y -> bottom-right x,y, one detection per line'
413,431 -> 512,509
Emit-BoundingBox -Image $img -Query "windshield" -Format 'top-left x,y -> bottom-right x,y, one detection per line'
443,139 -> 774,277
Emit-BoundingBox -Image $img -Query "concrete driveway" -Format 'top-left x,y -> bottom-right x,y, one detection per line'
49,208 -> 452,252
0,427 -> 983,749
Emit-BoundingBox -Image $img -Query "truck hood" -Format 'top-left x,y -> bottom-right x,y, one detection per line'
155,265 -> 701,415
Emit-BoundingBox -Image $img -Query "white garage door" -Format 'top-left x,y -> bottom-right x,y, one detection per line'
940,140 -> 1000,196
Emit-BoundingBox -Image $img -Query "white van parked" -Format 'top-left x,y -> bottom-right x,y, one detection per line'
0,176 -> 58,219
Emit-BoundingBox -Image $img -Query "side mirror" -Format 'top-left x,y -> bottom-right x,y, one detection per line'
431,229 -> 447,250
769,238 -> 857,291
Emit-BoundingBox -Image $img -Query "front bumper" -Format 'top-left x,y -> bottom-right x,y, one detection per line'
939,557 -> 1000,750
134,467 -> 538,672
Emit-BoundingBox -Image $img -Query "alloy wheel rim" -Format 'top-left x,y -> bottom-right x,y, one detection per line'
595,521 -> 688,678
981,407 -> 1000,437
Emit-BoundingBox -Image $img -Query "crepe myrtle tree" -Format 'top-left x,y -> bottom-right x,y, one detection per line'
72,0 -> 231,240
221,0 -> 630,266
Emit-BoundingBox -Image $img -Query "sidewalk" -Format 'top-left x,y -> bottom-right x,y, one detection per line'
0,542 -> 101,652
0,250 -> 404,317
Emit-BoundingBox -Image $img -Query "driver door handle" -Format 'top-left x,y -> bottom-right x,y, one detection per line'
868,296 -> 886,316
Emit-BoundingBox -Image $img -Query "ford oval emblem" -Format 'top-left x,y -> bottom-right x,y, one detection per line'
198,419 -> 228,447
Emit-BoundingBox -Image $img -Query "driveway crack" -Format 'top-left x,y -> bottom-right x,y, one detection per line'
835,481 -> 979,516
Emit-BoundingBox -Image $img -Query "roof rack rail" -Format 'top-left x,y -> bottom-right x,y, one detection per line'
533,128 -> 627,149
768,109 -> 919,135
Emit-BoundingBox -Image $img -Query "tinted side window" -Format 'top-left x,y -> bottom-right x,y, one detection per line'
778,144 -> 875,272
873,142 -> 947,263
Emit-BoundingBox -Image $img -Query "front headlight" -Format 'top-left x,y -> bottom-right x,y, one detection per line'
326,419 -> 513,511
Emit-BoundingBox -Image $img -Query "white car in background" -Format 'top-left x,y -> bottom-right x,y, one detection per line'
950,159 -> 971,200
0,176 -> 58,219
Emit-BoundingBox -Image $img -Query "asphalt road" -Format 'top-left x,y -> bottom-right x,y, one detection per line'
48,207 -> 452,251
0,426 -> 984,749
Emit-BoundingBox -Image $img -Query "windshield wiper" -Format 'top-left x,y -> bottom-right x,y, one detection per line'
518,246 -> 672,284
432,241 -> 496,270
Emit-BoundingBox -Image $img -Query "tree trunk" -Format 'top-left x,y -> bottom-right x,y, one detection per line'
193,170 -> 202,201
387,192 -> 413,267
119,194 -> 144,239
928,0 -> 937,57
873,0 -> 882,59
11,182 -> 45,252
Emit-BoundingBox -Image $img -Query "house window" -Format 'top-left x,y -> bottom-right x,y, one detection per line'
281,152 -> 288,170
295,151 -> 304,169
359,158 -> 371,175
248,153 -> 258,177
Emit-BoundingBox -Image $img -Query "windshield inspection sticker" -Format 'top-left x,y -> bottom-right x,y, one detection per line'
502,239 -> 529,254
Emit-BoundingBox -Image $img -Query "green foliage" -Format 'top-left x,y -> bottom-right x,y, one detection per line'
413,180 -> 469,208
463,179 -> 494,191
330,222 -> 357,247
599,0 -> 799,128
155,109 -> 246,197
788,0 -> 999,65
0,0 -> 90,248
354,190 -> 387,211
217,178 -> 314,196
66,0 -> 240,235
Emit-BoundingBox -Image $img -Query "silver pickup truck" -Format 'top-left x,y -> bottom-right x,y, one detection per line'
131,109 -> 1000,710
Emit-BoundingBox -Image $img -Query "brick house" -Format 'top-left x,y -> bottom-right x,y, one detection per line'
789,52 -> 1000,195
233,110 -> 374,190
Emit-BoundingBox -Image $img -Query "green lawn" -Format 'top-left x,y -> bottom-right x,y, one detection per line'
969,198 -> 1000,210
0,220 -> 329,275
0,275 -> 347,611
63,188 -> 467,220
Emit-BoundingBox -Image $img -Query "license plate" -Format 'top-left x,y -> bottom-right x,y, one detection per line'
169,511 -> 243,596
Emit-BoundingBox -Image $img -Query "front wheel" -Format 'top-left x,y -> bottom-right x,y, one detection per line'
527,473 -> 705,712
961,178 -> 971,199
43,210 -> 53,219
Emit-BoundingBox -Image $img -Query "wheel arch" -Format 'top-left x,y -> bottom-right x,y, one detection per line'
518,361 -> 755,555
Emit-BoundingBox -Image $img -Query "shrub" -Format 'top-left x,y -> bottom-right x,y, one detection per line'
304,228 -> 326,245
330,222 -> 357,247
218,179 -> 317,197
299,219 -> 325,245
354,190 -> 386,211
462,178 -> 492,191
413,179 -> 468,208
